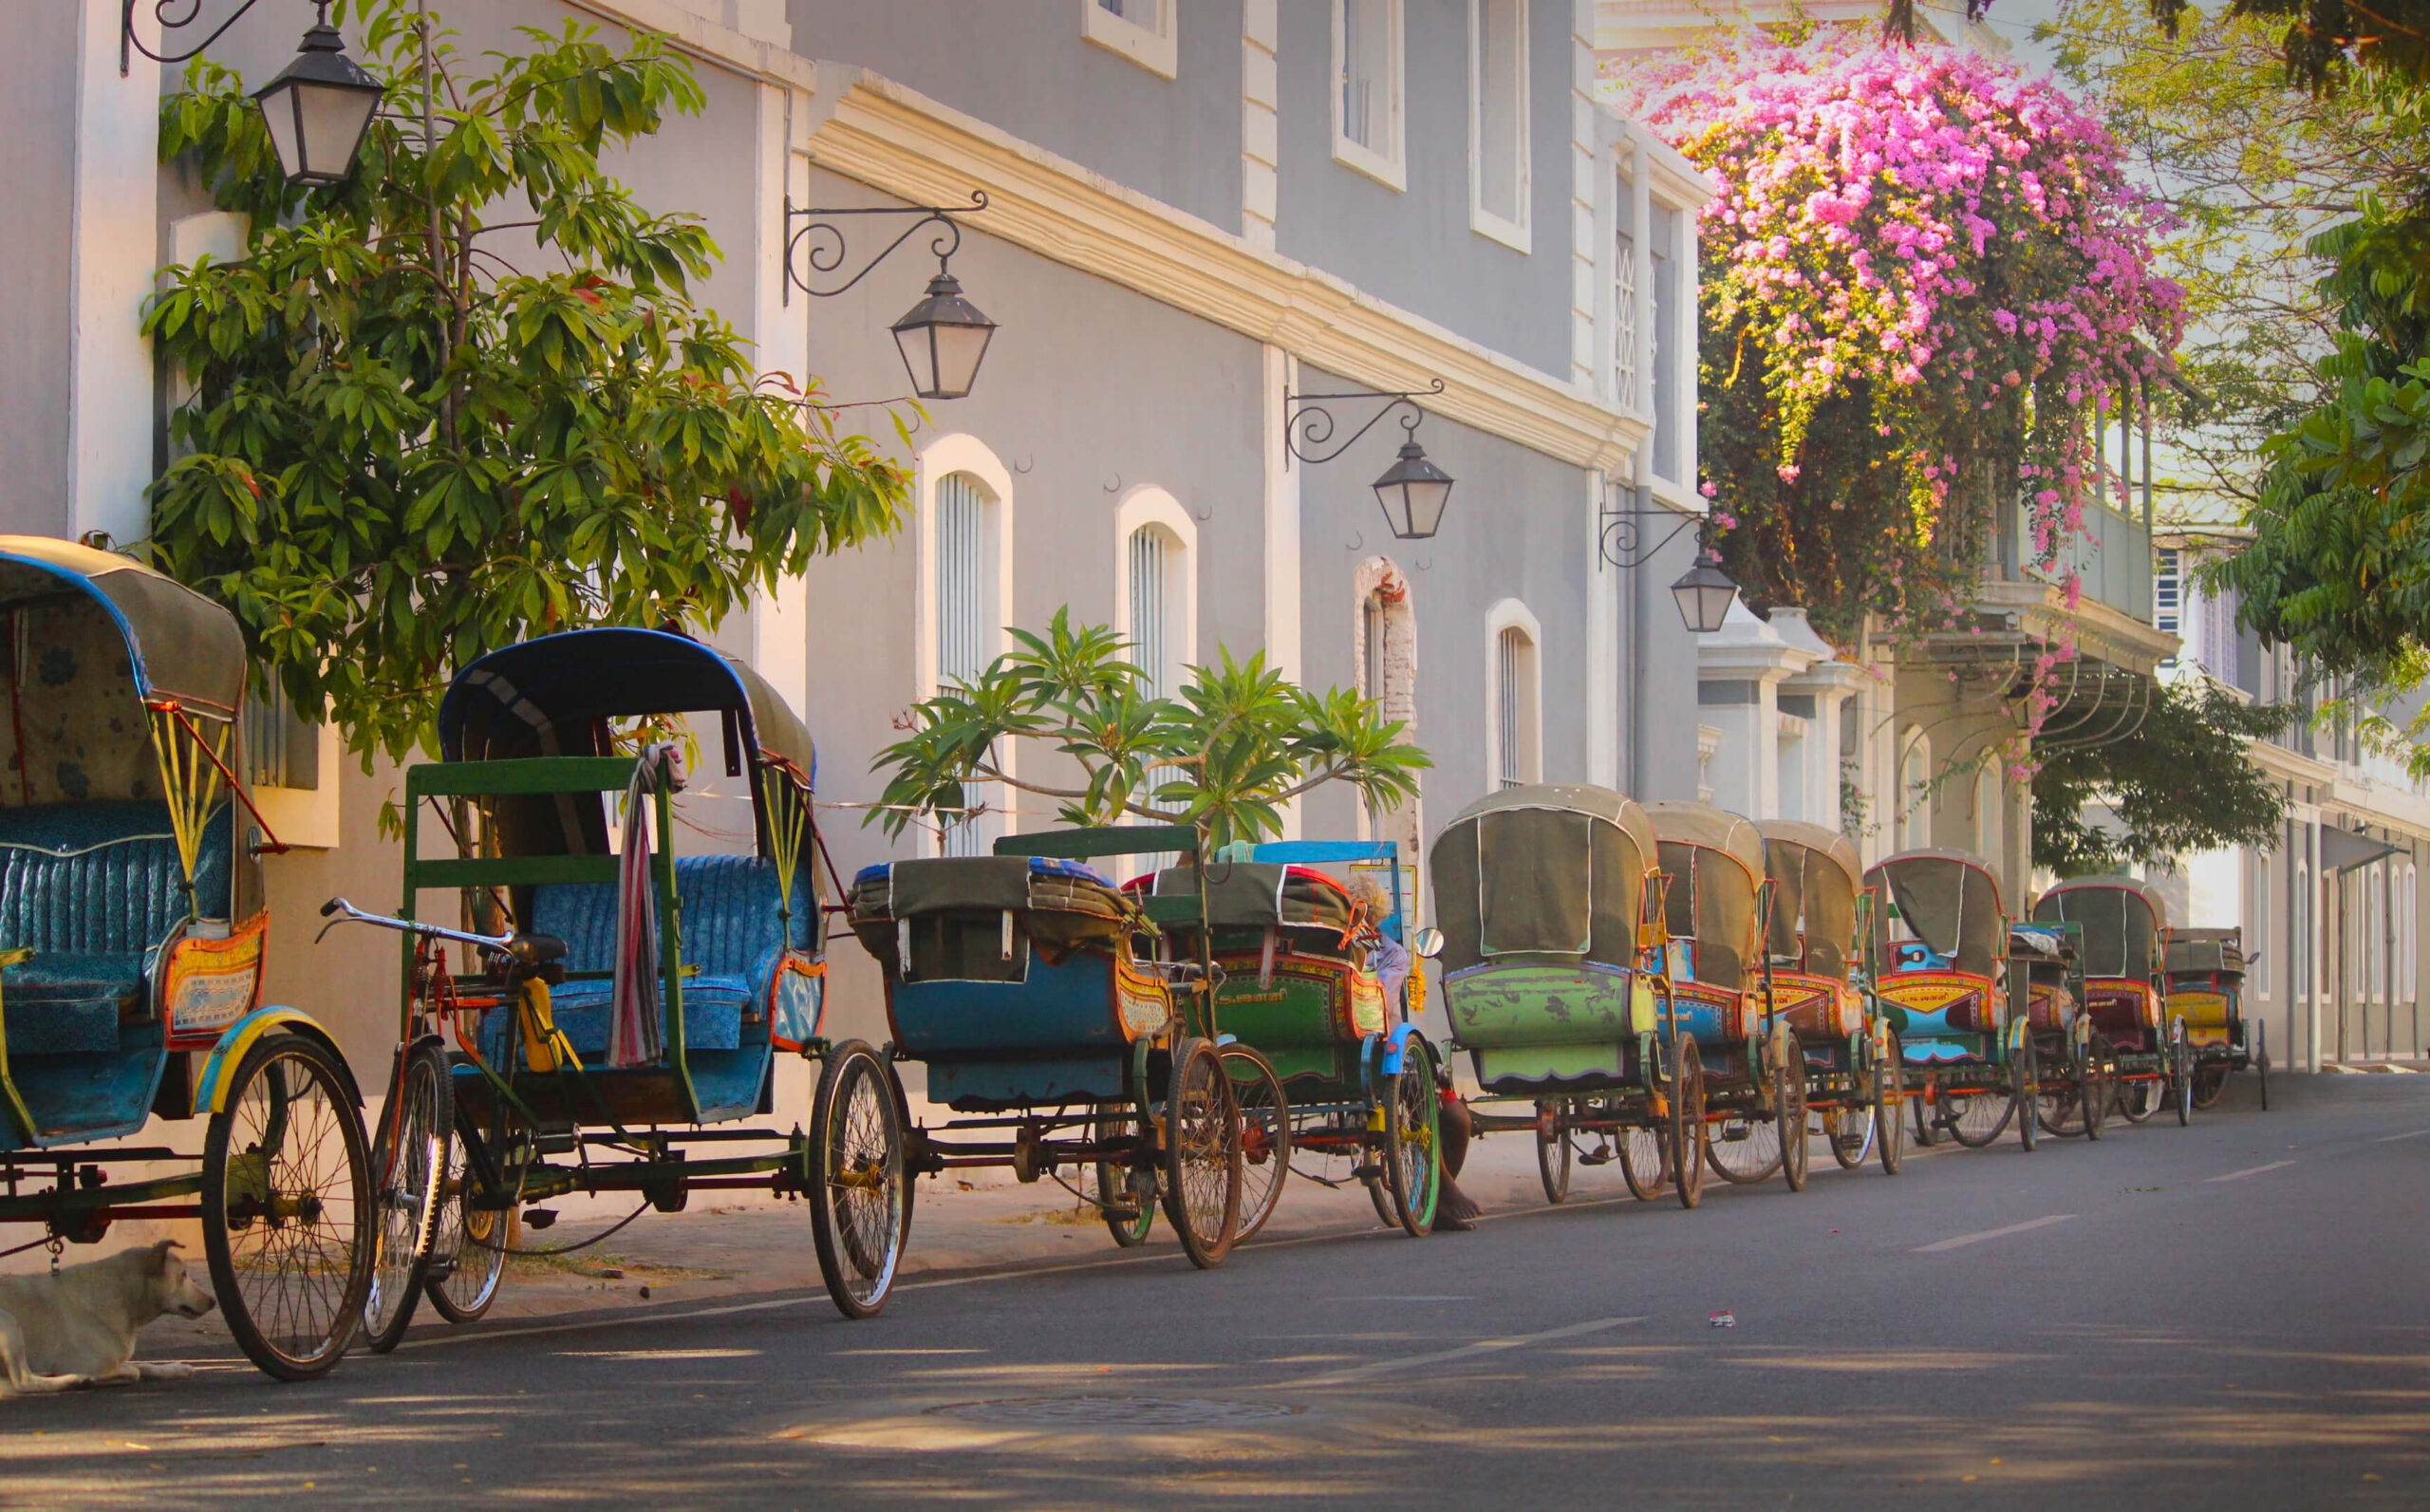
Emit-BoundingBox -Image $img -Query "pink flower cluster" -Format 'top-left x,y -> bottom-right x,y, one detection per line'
1609,33 -> 2183,563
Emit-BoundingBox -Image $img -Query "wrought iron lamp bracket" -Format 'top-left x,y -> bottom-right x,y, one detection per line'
782,191 -> 988,306
1283,379 -> 1447,467
1598,491 -> 1706,571
123,0 -> 292,74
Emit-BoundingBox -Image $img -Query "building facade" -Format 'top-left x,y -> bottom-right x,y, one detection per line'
2,0 -> 1716,1077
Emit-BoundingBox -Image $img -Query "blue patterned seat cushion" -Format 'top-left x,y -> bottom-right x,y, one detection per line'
524,855 -> 803,1055
0,804 -> 230,1056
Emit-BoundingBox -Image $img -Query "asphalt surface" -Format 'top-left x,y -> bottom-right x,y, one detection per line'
7,1071 -> 2427,1510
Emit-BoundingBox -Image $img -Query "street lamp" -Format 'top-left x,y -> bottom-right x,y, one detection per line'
252,9 -> 384,187
889,271 -> 998,402
123,1 -> 383,189
1369,439 -> 1454,541
1283,379 -> 1456,543
1669,546 -> 1743,634
784,193 -> 999,401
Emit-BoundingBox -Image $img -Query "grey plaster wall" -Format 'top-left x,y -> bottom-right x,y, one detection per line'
1292,365 -> 1599,843
1629,527 -> 1703,802
0,3 -> 80,537
791,0 -> 1243,233
1275,0 -> 1575,378
789,169 -> 1267,1044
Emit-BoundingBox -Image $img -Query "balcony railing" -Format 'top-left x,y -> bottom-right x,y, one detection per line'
1993,494 -> 2153,625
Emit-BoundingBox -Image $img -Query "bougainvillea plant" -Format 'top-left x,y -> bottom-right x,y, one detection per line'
1606,33 -> 2185,680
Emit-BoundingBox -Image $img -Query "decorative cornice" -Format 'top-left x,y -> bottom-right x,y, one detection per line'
804,69 -> 1653,474
566,0 -> 820,91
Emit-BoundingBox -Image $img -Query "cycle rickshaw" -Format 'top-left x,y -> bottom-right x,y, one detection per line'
1430,785 -> 1707,1207
845,825 -> 1243,1269
2031,876 -> 2193,1127
2165,926 -> 2266,1110
2011,920 -> 2109,1140
1757,819 -> 1904,1175
0,536 -> 372,1379
324,626 -> 899,1335
1650,802 -> 1811,1193
1866,849 -> 2040,1151
1131,839 -> 1440,1241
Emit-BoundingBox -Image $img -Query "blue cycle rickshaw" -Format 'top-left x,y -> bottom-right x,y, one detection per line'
0,537 -> 373,1379
322,627 -> 903,1331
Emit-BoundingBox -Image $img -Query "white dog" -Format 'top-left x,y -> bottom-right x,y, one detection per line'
0,1240 -> 216,1395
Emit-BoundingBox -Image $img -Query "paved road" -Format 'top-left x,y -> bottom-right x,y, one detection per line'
8,1073 -> 2428,1509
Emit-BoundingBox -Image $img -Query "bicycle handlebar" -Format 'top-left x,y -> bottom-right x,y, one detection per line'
317,896 -> 515,955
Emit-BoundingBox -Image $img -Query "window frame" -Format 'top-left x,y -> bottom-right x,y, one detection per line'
1082,0 -> 1178,80
1486,600 -> 1542,793
1332,0 -> 1408,192
918,436 -> 1019,855
1467,0 -> 1531,252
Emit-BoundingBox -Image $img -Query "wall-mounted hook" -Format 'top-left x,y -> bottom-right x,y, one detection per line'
1011,455 -> 1034,475
1414,555 -> 1433,572
1103,474 -> 1123,495
1192,500 -> 1213,522
1345,532 -> 1365,552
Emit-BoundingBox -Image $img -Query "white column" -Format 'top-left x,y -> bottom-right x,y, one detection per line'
1587,471 -> 1617,787
1263,344 -> 1301,837
68,0 -> 159,544
1242,0 -> 1279,250
1565,0 -> 1599,391
751,84 -> 813,719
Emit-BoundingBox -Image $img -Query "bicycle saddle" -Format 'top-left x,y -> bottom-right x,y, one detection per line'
506,933 -> 569,967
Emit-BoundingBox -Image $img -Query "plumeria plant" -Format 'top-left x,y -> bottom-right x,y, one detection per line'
1608,31 -> 2186,698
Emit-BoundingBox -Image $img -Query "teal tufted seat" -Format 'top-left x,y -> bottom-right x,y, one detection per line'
0,803 -> 231,1055
520,855 -> 808,1057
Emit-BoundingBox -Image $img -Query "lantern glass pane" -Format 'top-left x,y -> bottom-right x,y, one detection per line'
260,89 -> 304,182
297,83 -> 380,181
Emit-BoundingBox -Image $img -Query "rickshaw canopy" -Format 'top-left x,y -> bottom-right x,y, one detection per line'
1647,802 -> 1765,990
1429,783 -> 1656,973
1866,849 -> 2007,980
1758,818 -> 1861,980
2032,877 -> 2167,981
1144,862 -> 1357,936
2166,925 -> 2245,979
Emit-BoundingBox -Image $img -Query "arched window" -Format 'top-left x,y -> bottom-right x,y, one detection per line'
2254,852 -> 2271,1000
2294,861 -> 2312,1005
920,436 -> 1015,857
1486,600 -> 1542,792
1974,762 -> 2002,862
1897,729 -> 1932,851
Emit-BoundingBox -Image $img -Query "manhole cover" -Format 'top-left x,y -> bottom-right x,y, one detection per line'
924,1396 -> 1304,1428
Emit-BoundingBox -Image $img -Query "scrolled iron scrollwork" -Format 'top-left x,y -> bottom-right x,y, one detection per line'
1283,379 -> 1447,468
782,191 -> 988,305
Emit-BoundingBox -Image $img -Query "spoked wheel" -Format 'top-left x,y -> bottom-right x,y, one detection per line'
202,1033 -> 374,1382
1382,1038 -> 1441,1238
1617,1121 -> 1670,1200
1876,1033 -> 1906,1175
2013,1034 -> 2040,1152
1159,1036 -> 1242,1270
1707,1045 -> 1786,1185
2117,1066 -> 2164,1124
1775,1035 -> 1810,1192
2191,1063 -> 2230,1111
810,1040 -> 909,1319
2255,1021 -> 2271,1111
2036,1039 -> 2091,1140
2169,1018 -> 2196,1128
1222,1046 -> 1292,1244
1912,1073 -> 1944,1148
1535,1099 -> 1572,1204
1094,1109 -> 1155,1247
2081,1036 -> 2111,1142
426,1083 -> 523,1325
1670,1041 -> 1707,1211
1824,1098 -> 1878,1171
1944,1080 -> 2016,1148
361,1039 -> 450,1353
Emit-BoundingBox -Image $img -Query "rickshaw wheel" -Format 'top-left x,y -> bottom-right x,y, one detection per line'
1824,1100 -> 1877,1171
1875,1033 -> 1906,1175
1617,1120 -> 1668,1201
1535,1100 -> 1572,1204
1221,1045 -> 1291,1244
2117,1068 -> 2162,1124
1670,1043 -> 1707,1211
202,1033 -> 374,1382
810,1040 -> 908,1319
2013,1035 -> 2040,1152
2187,1020 -> 2206,1128
2256,1021 -> 2271,1111
1775,1036 -> 1810,1192
2036,1044 -> 2089,1140
1706,1059 -> 1785,1186
1093,1110 -> 1155,1247
2081,1037 -> 2110,1142
426,1098 -> 519,1324
2191,1064 -> 2230,1111
1383,1038 -> 1440,1238
1912,1076 -> 1944,1148
362,1039 -> 450,1353
1159,1036 -> 1242,1270
1945,1081 -> 2013,1148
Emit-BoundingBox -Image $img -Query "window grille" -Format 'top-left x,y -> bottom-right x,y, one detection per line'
937,473 -> 989,855
1613,228 -> 1637,408
1496,626 -> 1525,789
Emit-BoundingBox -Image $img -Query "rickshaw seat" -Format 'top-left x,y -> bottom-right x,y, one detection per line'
524,855 -> 801,1055
0,803 -> 233,1056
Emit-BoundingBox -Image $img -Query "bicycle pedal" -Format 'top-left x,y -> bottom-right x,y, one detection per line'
523,1207 -> 559,1230
1351,1163 -> 1384,1182
423,1257 -> 457,1283
1102,1206 -> 1141,1222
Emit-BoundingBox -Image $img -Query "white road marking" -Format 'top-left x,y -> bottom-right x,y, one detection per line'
2207,1160 -> 2297,1183
1912,1214 -> 2076,1253
1273,1316 -> 1645,1389
2374,1129 -> 2430,1143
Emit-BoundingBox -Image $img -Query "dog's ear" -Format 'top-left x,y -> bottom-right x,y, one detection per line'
153,1238 -> 183,1259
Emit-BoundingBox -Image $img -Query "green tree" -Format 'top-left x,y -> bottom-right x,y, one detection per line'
2031,677 -> 2296,874
144,2 -> 907,762
870,609 -> 1430,849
